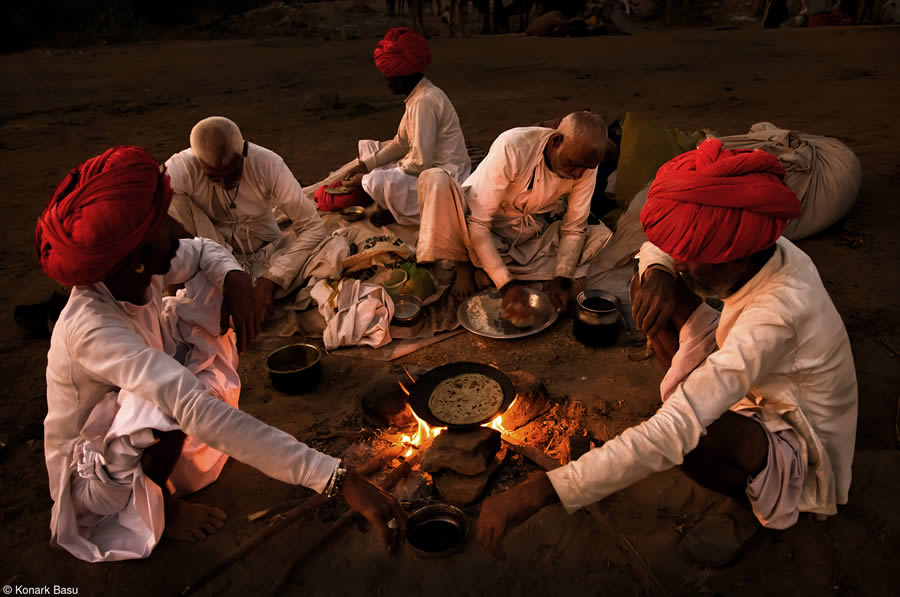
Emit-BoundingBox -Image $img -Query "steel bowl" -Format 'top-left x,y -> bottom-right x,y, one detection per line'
391,294 -> 425,327
340,205 -> 366,221
406,504 -> 469,558
265,343 -> 322,394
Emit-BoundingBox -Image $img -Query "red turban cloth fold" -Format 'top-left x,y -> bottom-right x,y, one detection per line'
640,138 -> 802,264
35,146 -> 172,286
374,27 -> 431,77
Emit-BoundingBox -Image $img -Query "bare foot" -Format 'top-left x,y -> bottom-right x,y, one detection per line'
451,262 -> 476,301
164,498 -> 227,542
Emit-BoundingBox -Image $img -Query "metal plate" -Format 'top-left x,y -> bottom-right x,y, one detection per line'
457,288 -> 558,340
408,362 -> 516,429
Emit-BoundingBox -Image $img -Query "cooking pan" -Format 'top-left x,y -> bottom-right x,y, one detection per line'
407,362 -> 516,429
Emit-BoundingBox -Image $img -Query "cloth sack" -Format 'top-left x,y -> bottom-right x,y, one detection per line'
717,122 -> 861,240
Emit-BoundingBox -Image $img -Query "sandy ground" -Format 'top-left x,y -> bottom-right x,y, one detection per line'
1,18 -> 899,597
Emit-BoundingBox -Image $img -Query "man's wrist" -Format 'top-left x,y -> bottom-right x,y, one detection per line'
643,265 -> 675,281
324,458 -> 347,498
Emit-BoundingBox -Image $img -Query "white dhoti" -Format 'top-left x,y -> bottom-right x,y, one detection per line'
358,139 -> 421,226
169,193 -> 344,298
52,275 -> 240,562
416,168 -> 612,282
660,303 -> 830,529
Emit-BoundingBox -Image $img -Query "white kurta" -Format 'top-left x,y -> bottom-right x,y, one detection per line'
360,77 -> 471,226
361,77 -> 470,182
165,143 -> 327,291
548,238 -> 857,518
462,127 -> 601,289
45,239 -> 337,561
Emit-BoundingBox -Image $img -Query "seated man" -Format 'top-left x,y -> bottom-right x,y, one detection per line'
166,116 -> 328,326
341,27 -> 470,227
477,139 -> 858,565
416,111 -> 613,313
37,147 -> 405,562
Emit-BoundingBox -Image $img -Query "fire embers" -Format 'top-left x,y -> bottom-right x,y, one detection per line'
422,428 -> 503,506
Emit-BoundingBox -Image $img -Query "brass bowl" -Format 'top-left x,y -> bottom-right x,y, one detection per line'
340,205 -> 366,221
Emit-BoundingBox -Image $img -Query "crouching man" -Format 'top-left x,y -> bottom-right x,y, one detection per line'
477,139 -> 857,566
416,111 -> 613,318
38,147 -> 405,562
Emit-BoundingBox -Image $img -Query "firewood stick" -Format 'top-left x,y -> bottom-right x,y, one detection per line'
268,452 -> 422,596
180,444 -> 404,597
501,436 -> 670,597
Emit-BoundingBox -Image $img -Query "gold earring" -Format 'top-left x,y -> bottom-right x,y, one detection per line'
135,264 -> 145,274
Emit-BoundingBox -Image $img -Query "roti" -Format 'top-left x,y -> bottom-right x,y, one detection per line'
428,373 -> 504,425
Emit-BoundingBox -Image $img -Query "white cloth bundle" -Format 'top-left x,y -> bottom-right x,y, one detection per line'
310,279 -> 394,350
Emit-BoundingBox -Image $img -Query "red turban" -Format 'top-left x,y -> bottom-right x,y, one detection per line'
374,27 -> 431,78
640,139 -> 802,264
35,146 -> 172,286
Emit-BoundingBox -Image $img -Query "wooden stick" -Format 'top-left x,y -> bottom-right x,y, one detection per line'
501,436 -> 670,597
268,452 -> 421,596
180,444 -> 404,597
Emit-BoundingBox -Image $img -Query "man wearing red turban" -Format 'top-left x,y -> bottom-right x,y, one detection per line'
38,148 -> 405,562
338,27 -> 470,226
477,139 -> 858,568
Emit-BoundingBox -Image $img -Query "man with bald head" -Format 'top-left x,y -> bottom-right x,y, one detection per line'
416,111 -> 613,314
166,117 -> 328,326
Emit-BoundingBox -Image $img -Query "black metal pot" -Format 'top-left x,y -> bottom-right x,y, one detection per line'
573,290 -> 621,347
406,504 -> 469,558
265,343 -> 322,394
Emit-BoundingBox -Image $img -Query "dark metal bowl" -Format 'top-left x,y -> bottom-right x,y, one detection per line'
265,343 -> 322,394
574,290 -> 622,347
406,504 -> 469,558
391,294 -> 425,327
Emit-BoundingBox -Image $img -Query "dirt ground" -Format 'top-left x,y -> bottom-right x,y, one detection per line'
1,12 -> 899,597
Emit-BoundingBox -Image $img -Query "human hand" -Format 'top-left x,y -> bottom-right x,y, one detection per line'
545,277 -> 572,314
341,173 -> 366,189
253,277 -> 277,325
221,270 -> 261,352
631,268 -> 676,338
501,283 -> 533,326
341,468 -> 407,555
477,473 -> 558,560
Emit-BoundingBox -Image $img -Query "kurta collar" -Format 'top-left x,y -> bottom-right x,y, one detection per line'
722,238 -> 786,307
404,77 -> 430,104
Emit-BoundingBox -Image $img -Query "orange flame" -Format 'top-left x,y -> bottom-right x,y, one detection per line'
400,409 -> 444,457
396,384 -> 518,457
486,396 -> 517,433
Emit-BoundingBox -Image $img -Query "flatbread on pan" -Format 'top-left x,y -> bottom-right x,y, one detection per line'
428,373 -> 504,425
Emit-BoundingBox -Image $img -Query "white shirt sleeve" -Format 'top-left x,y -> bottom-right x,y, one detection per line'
637,241 -> 676,280
547,301 -> 795,512
362,113 -> 412,172
555,170 -> 598,279
69,318 -> 338,492
163,152 -> 196,196
466,142 -> 519,289
162,238 -> 242,290
396,99 -> 438,176
263,157 -> 328,289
